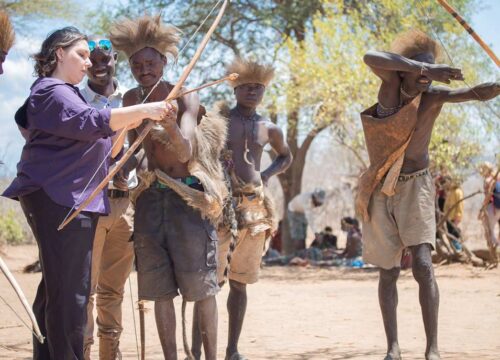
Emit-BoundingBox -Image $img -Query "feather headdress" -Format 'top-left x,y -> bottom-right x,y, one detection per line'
109,14 -> 180,59
390,29 -> 443,62
0,10 -> 15,54
226,58 -> 275,88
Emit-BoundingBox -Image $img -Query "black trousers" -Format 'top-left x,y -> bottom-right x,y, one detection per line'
20,189 -> 98,360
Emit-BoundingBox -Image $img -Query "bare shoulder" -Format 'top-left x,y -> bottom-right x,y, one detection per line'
261,117 -> 280,132
123,88 -> 140,106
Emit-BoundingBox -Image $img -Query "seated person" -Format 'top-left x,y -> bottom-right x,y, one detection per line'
340,217 -> 363,259
310,226 -> 338,250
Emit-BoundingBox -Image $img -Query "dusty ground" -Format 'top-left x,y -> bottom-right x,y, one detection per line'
1,244 -> 499,360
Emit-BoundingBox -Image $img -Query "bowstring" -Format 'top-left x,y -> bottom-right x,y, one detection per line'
60,0 -> 224,225
174,0 -> 224,67
415,0 -> 500,121
0,293 -> 41,342
145,0 -> 224,93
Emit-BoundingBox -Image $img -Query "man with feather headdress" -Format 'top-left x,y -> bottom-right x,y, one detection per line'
192,58 -> 292,360
358,29 -> 500,360
109,14 -> 227,360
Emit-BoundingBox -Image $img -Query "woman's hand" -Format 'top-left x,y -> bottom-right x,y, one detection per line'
141,101 -> 177,121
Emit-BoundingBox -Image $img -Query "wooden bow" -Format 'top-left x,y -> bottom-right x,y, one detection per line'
437,0 -> 499,67
0,256 -> 45,344
58,0 -> 231,230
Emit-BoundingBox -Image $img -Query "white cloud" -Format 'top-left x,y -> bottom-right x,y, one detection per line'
0,35 -> 39,174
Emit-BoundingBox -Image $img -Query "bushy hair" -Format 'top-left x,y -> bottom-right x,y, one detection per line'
390,29 -> 443,62
227,57 -> 275,88
33,27 -> 87,77
0,10 -> 15,53
109,14 -> 180,59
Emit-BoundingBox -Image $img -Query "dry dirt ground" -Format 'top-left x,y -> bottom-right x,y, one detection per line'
1,245 -> 499,360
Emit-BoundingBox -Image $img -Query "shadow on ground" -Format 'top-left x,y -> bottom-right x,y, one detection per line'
261,347 -> 500,360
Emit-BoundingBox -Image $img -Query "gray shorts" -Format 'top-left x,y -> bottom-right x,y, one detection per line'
134,186 -> 219,302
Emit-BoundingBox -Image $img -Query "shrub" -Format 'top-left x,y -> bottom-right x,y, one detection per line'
0,210 -> 26,245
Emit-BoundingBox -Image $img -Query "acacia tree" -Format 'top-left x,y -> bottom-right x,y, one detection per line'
0,0 -> 78,20
279,0 -> 498,251
99,0 -> 498,253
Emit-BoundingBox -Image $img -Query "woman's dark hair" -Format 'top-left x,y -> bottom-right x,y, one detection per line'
33,26 -> 87,77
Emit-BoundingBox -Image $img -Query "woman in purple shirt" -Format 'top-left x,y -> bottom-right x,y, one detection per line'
2,27 -> 174,360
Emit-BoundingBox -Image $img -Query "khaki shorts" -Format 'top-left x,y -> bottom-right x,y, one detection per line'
362,169 -> 436,270
217,226 -> 266,285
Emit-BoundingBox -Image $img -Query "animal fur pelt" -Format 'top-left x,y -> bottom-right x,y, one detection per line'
355,95 -> 421,222
231,179 -> 276,236
0,10 -> 15,54
109,14 -> 180,59
227,57 -> 275,88
131,105 -> 229,225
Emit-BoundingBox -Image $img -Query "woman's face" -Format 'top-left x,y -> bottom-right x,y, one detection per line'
56,40 -> 92,84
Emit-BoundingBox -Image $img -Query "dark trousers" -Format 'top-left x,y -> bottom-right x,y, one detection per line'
20,189 -> 98,360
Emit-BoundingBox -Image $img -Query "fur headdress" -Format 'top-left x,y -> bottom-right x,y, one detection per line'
0,10 -> 15,54
109,14 -> 180,59
226,58 -> 275,88
390,29 -> 443,62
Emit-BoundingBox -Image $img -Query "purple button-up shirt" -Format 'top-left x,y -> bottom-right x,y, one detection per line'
2,77 -> 114,214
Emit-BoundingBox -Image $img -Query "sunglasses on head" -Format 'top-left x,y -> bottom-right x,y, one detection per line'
88,39 -> 112,53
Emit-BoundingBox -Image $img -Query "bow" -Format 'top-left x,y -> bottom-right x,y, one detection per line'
58,0 -> 231,231
0,255 -> 45,344
436,0 -> 499,67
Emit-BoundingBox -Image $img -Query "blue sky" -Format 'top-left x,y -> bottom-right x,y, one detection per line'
0,0 -> 499,175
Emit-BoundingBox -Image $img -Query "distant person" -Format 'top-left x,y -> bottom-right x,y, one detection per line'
442,176 -> 463,251
340,217 -> 362,259
434,172 -> 448,212
288,189 -> 326,250
311,226 -> 337,250
479,162 -> 500,247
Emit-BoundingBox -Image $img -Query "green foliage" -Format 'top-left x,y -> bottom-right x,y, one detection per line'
282,0 -> 498,177
93,0 -> 498,182
0,209 -> 25,245
0,0 -> 78,19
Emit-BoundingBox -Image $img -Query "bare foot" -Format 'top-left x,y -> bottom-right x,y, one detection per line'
384,345 -> 403,360
225,352 -> 248,360
425,349 -> 441,360
384,345 -> 402,360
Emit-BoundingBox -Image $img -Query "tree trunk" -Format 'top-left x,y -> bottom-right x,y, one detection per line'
278,110 -> 323,254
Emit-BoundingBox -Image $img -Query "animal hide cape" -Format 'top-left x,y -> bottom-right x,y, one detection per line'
355,95 -> 421,222
230,179 -> 276,238
131,106 -> 228,225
